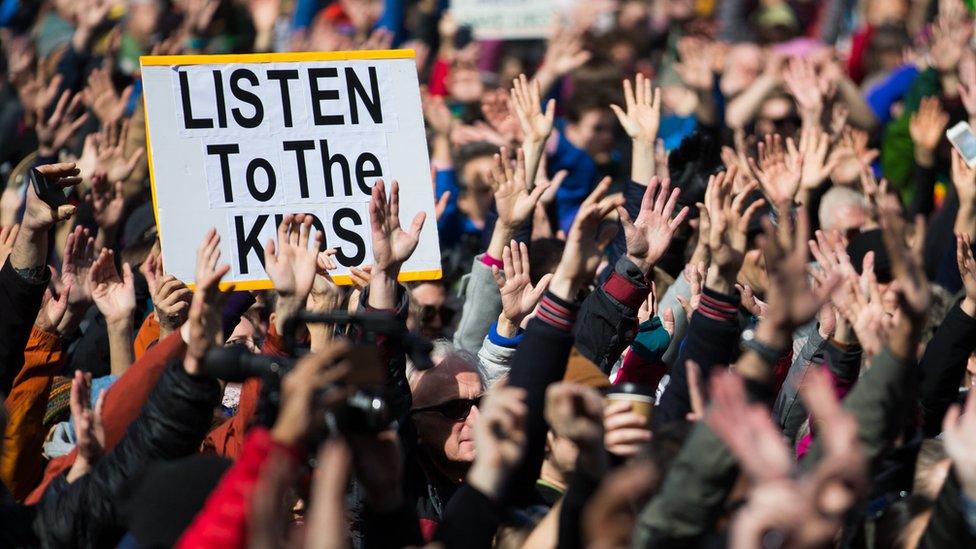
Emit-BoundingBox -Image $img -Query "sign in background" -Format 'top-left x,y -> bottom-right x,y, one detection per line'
141,51 -> 440,290
450,0 -> 560,40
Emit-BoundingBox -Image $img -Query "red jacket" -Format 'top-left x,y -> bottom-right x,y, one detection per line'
176,427 -> 302,549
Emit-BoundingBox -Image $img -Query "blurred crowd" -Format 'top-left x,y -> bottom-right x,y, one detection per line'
3,0 -> 976,548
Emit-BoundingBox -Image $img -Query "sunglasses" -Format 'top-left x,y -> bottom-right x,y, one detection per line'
410,396 -> 482,421
417,304 -> 454,325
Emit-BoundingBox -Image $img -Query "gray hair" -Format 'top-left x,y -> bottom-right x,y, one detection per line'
406,338 -> 479,384
818,186 -> 869,231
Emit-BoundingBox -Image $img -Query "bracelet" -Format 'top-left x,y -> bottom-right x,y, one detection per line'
14,265 -> 47,284
740,330 -> 787,365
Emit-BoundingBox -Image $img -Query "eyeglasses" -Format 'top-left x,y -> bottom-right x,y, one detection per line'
410,396 -> 482,421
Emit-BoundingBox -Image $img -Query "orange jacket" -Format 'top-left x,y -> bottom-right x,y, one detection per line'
25,330 -> 188,505
1,327 -> 63,501
202,325 -> 286,460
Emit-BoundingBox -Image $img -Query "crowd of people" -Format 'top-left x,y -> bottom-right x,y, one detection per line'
2,0 -> 976,547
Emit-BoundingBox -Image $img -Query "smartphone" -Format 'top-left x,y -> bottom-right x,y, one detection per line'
947,121 -> 976,168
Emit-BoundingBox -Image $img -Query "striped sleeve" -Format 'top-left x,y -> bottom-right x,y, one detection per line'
535,292 -> 579,332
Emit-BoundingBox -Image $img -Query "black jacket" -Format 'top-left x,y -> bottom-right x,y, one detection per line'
33,359 -> 220,548
917,300 -> 976,437
0,258 -> 48,394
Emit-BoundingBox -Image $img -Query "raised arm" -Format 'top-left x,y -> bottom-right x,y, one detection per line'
502,179 -> 623,506
575,176 -> 687,372
610,74 -> 661,187
1,163 -> 81,392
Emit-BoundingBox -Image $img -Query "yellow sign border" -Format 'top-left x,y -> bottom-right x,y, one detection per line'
139,50 -> 440,290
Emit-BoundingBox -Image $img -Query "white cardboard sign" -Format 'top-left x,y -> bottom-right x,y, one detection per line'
140,51 -> 440,289
450,0 -> 559,40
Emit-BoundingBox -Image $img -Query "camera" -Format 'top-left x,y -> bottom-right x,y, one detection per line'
205,309 -> 433,439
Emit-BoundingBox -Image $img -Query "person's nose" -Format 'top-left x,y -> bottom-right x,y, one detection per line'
465,404 -> 480,426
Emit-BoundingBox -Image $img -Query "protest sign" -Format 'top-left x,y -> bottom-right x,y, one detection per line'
450,0 -> 559,40
140,50 -> 440,289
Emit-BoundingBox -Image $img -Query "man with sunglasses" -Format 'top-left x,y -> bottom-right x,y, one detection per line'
402,344 -> 484,524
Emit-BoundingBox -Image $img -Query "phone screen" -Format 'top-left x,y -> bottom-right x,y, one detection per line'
954,128 -> 976,161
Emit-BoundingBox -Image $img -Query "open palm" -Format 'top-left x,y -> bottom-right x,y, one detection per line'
264,214 -> 321,299
610,74 -> 661,143
492,241 -> 552,324
369,180 -> 426,273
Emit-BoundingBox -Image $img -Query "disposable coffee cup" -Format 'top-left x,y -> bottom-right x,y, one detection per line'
605,382 -> 655,423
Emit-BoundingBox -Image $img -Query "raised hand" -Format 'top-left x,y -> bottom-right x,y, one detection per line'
307,251 -> 341,352
422,90 -> 454,137
878,195 -> 930,321
760,208 -> 839,333
479,88 -> 521,147
537,24 -> 591,87
736,283 -> 768,319
467,384 -> 528,498
61,225 -> 96,307
272,340 -> 351,445
674,40 -> 714,92
749,134 -> 803,206
549,177 -> 623,300
36,282 -> 71,334
72,0 -> 113,49
66,370 -> 106,482
705,168 -> 766,289
706,370 -> 793,483
610,74 -> 661,145
248,0 -> 281,35
909,97 -> 949,167
35,90 -> 89,158
23,163 -> 82,231
676,261 -> 705,317
264,214 -> 322,331
184,0 -> 221,36
96,120 -> 146,184
930,16 -> 970,74
834,271 -> 887,356
491,148 -> 550,230
783,57 -> 824,126
511,74 -> 555,189
787,126 -> 837,197
185,228 -> 231,375
87,172 -> 125,236
264,214 -> 321,299
957,234 -> 976,316
142,248 -> 192,338
368,179 -> 426,275
83,67 -> 133,127
510,73 -> 555,145
545,382 -> 605,447
617,176 -> 689,274
492,241 -> 552,329
89,248 -> 136,324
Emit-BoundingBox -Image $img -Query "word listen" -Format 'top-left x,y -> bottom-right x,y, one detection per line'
179,66 -> 385,203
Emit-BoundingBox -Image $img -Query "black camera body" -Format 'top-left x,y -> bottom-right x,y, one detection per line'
205,309 -> 432,440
